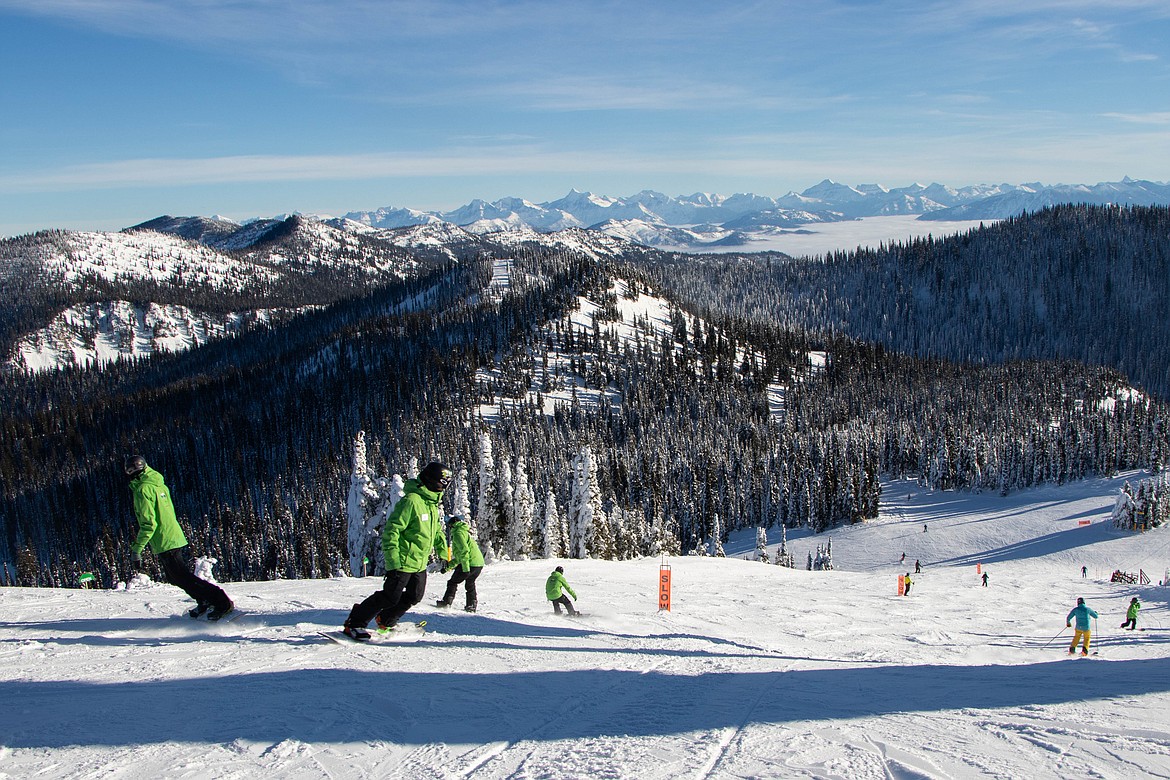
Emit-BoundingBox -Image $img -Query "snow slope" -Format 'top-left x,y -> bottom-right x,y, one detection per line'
2,473 -> 1169,779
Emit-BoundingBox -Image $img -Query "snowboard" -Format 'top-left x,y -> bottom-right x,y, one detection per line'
188,606 -> 245,623
319,620 -> 427,644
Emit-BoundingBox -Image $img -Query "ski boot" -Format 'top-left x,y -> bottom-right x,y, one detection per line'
464,602 -> 477,613
188,602 -> 210,619
435,600 -> 452,608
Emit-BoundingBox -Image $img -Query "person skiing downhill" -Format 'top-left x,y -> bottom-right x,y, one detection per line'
342,462 -> 452,641
915,559 -> 922,574
1121,597 -> 1141,630
982,572 -> 989,587
903,573 -> 913,595
1066,597 -> 1099,655
546,566 -> 579,616
125,455 -> 233,620
436,515 -> 484,612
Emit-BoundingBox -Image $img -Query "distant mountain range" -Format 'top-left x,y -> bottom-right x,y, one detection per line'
337,178 -> 1170,249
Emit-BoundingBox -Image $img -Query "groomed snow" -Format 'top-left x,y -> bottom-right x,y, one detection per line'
2,473 -> 1168,779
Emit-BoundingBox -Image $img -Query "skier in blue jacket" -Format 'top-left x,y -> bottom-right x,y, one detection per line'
1066,597 -> 1099,655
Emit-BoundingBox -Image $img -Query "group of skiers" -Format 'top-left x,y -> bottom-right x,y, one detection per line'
124,456 -> 579,642
125,455 -> 1144,650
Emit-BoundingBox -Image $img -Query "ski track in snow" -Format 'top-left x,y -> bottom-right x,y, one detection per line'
4,474 -> 1170,779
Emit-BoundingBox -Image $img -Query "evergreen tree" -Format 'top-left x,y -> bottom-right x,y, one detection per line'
511,457 -> 535,559
476,433 -> 498,563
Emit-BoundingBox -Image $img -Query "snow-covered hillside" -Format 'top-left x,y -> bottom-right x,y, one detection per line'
2,473 -> 1168,779
12,300 -> 300,372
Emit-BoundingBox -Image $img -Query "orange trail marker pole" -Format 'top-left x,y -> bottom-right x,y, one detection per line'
659,564 -> 672,612
897,574 -> 905,596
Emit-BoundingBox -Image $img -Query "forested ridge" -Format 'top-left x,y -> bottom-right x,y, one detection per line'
645,204 -> 1170,399
2,205 -> 1168,587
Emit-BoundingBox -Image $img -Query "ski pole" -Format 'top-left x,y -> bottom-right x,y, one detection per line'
1042,626 -> 1068,648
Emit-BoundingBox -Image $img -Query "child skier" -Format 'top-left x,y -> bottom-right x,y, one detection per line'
1120,597 -> 1141,630
436,515 -> 484,612
546,566 -> 579,616
1066,597 -> 1099,655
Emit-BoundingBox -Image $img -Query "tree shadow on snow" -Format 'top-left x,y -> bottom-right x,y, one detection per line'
4,658 -> 1170,749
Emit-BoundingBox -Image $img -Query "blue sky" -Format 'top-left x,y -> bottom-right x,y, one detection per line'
1,0 -> 1168,235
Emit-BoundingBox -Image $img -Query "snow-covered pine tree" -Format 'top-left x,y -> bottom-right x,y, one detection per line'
538,491 -> 561,558
812,538 -> 834,570
450,468 -> 473,534
774,524 -> 795,568
627,505 -> 650,558
511,457 -> 535,560
496,458 -> 514,559
610,503 -> 633,560
476,433 -> 497,563
755,526 -> 769,563
568,446 -> 611,558
346,431 -> 385,576
710,512 -> 725,557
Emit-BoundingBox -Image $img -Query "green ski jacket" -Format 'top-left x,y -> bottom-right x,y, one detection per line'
449,518 -> 484,573
383,478 -> 449,573
546,570 -> 577,600
129,466 -> 188,555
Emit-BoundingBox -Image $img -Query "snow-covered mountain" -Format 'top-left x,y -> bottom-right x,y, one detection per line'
0,217 -> 652,373
0,215 -> 451,372
920,178 -> 1170,220
341,178 -> 1170,248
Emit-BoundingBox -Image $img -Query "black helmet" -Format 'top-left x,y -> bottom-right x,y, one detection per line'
1077,597 -> 1085,605
419,462 -> 451,492
124,455 -> 147,478
555,566 -> 564,574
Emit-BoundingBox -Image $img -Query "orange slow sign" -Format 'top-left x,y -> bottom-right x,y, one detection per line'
659,564 -> 672,611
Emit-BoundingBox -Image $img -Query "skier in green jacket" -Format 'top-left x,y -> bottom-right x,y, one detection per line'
343,462 -> 452,640
546,566 -> 579,616
125,455 -> 233,620
436,515 -> 484,612
1066,597 -> 1099,655
1120,597 -> 1141,630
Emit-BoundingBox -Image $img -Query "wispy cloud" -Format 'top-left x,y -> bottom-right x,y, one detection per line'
1103,111 -> 1170,124
0,150 -> 755,192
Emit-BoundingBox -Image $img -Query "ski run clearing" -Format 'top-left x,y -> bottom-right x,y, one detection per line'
3,473 -> 1170,779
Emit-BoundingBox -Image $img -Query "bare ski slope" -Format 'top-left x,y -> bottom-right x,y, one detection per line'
2,472 -> 1168,779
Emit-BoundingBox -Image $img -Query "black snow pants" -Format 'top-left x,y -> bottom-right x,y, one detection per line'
551,594 -> 578,615
441,565 -> 482,608
347,570 -> 427,629
157,546 -> 231,611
